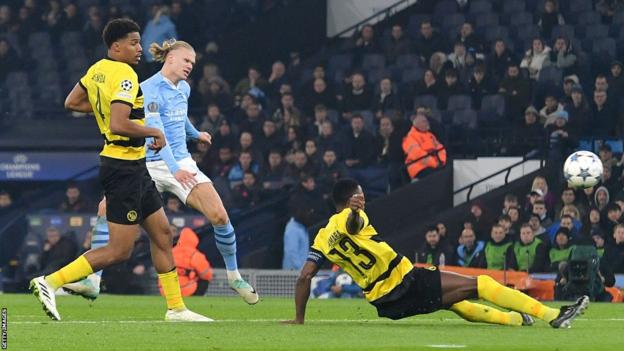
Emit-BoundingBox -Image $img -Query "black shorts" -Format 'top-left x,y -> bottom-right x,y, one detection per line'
99,156 -> 162,225
371,266 -> 442,320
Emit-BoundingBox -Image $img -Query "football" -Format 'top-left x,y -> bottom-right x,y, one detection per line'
563,151 -> 604,189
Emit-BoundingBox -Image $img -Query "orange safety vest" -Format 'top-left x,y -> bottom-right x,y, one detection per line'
159,228 -> 213,296
402,126 -> 447,179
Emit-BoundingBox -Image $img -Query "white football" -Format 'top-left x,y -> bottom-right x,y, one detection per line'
563,151 -> 603,189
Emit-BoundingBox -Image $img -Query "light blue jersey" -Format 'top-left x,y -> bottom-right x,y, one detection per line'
141,72 -> 200,174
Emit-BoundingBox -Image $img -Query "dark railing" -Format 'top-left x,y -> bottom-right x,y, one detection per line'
453,154 -> 547,204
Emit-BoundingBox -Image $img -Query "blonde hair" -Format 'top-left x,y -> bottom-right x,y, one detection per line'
148,39 -> 194,63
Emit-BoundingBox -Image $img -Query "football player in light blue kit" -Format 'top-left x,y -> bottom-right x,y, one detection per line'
141,39 -> 258,305
65,39 -> 258,307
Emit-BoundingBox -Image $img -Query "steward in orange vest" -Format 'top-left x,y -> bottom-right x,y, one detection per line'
159,228 -> 213,296
402,113 -> 447,179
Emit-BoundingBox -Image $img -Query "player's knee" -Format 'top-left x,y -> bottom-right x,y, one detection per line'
109,246 -> 133,264
211,210 -> 229,226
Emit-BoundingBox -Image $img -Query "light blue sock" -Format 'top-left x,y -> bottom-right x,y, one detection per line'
213,221 -> 238,271
91,216 -> 110,278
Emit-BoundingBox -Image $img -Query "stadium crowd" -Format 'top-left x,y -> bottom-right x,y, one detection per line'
2,0 -> 624,293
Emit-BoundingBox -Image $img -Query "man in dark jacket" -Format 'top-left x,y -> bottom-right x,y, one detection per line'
498,63 -> 531,121
416,226 -> 451,265
414,20 -> 447,64
453,228 -> 485,268
383,24 -> 412,64
41,227 -> 78,275
513,106 -> 545,155
605,223 -> 624,273
344,114 -> 376,168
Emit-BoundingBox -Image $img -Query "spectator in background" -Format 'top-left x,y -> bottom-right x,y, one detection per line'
234,66 -> 267,99
59,183 -> 91,213
547,111 -> 576,179
0,38 -> 21,82
590,89 -> 616,137
372,78 -> 401,120
538,0 -> 565,38
0,5 -> 12,33
456,22 -> 483,54
499,63 -> 531,119
61,2 -> 81,32
289,150 -> 317,179
42,0 -> 63,36
376,116 -> 405,191
520,38 -> 551,80
344,114 -> 376,169
169,227 -> 213,296
554,187 -> 578,220
317,121 -> 343,158
603,202 -> 621,244
402,113 -> 446,180
608,60 -> 624,97
429,52 -> 447,76
598,143 -> 619,171
199,104 -> 225,136
308,104 -> 330,138
529,213 -> 547,238
383,24 -> 411,64
288,175 -> 329,226
453,228 -> 484,268
529,176 -> 557,211
513,106 -> 544,155
236,131 -> 263,165
142,5 -> 177,64
318,149 -> 347,196
228,149 -> 259,183
447,41 -> 468,71
272,93 -> 302,134
580,207 -> 605,241
282,216 -> 309,270
200,77 -> 233,113
304,139 -> 322,168
549,227 -> 574,272
260,150 -> 292,193
267,60 -> 288,101
437,68 -> 464,110
240,103 -> 266,138
548,214 -> 580,244
40,227 -> 77,275
0,190 -> 12,215
206,146 -> 235,179
415,226 -> 449,265
604,223 -> 624,273
165,195 -> 185,214
479,224 -> 518,270
413,69 -> 440,96
414,20 -> 446,64
468,64 -> 494,109
595,186 -> 611,213
341,72 -> 372,120
545,37 -> 577,76
232,171 -> 261,210
540,94 -> 565,127
468,201 -> 492,241
353,24 -> 381,58
532,199 -> 554,230
257,119 -> 284,157
564,84 -> 590,136
514,224 -> 548,273
303,78 -> 336,116
486,39 -> 515,82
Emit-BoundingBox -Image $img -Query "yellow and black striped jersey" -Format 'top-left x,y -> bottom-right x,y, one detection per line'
79,58 -> 145,160
308,208 -> 414,302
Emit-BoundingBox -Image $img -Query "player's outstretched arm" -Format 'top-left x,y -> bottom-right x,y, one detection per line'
109,102 -> 166,151
284,261 -> 319,325
64,83 -> 93,113
346,194 -> 365,235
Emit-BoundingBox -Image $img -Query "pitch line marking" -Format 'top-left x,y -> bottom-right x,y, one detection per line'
10,318 -> 624,325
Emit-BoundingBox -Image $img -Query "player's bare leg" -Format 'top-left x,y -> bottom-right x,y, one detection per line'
186,182 -> 259,304
440,271 -> 588,328
142,208 -> 212,322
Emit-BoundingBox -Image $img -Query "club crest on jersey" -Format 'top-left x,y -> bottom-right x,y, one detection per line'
127,210 -> 138,222
147,102 -> 159,113
120,80 -> 133,92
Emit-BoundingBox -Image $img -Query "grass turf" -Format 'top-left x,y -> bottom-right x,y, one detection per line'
2,293 -> 624,350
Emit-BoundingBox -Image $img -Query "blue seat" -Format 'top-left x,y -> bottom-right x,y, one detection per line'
474,13 -> 499,28
413,95 -> 438,110
367,68 -> 391,84
480,94 -> 506,118
551,25 -> 575,40
328,54 -> 353,75
469,0 -> 492,14
361,54 -> 386,71
433,0 -> 458,18
441,14 -> 465,35
509,12 -> 534,27
569,0 -> 593,14
502,0 -> 526,14
400,67 -> 424,83
577,12 -> 601,26
447,95 -> 472,111
483,26 -> 510,43
407,14 -> 431,39
452,109 -> 478,129
538,66 -> 563,86
583,24 -> 609,40
396,54 -> 421,69
593,38 -> 616,59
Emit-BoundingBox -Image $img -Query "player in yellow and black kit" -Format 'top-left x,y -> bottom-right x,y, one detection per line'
285,179 -> 589,329
29,18 -> 211,322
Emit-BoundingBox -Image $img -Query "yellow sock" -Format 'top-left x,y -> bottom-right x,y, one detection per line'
477,275 -> 559,322
44,255 -> 94,290
450,300 -> 523,326
158,269 -> 186,311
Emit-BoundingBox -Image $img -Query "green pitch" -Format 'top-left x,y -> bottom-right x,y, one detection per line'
3,293 -> 624,350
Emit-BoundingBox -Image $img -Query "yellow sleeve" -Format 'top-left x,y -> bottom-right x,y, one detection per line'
110,65 -> 139,106
79,67 -> 91,91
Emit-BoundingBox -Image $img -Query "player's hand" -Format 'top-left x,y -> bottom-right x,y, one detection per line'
348,194 -> 365,212
197,132 -> 212,146
330,285 -> 342,295
175,169 -> 198,190
281,319 -> 304,325
149,130 -> 166,152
